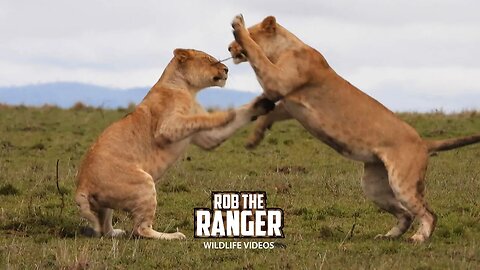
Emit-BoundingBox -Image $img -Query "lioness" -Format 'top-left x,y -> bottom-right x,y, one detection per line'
75,48 -> 274,239
229,15 -> 480,243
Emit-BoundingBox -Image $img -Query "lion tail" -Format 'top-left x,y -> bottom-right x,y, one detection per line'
425,133 -> 480,153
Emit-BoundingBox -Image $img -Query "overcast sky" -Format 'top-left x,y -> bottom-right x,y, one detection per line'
1,0 -> 479,111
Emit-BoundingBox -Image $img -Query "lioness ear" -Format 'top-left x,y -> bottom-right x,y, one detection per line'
261,16 -> 276,33
173,49 -> 191,63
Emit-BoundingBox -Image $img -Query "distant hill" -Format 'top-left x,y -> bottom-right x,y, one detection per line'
0,82 -> 258,109
1,82 -> 478,112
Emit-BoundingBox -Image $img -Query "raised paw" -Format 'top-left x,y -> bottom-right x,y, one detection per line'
231,14 -> 245,30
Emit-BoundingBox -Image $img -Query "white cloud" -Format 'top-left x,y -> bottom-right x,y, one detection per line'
0,60 -> 161,89
0,0 -> 479,110
347,66 -> 480,97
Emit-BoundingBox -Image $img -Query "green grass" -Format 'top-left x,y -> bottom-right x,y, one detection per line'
0,105 -> 479,269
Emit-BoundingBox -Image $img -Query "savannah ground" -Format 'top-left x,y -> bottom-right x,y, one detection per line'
0,104 -> 479,269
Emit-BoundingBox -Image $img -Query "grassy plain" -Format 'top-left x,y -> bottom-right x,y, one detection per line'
0,105 -> 479,269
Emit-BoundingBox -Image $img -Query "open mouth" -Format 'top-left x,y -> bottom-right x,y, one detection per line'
213,76 -> 227,82
232,53 -> 247,63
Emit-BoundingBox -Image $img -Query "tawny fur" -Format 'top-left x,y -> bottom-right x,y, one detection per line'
229,14 -> 480,243
75,48 -> 274,239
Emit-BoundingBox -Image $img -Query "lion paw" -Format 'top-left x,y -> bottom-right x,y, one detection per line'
374,234 -> 394,240
252,97 -> 275,118
374,233 -> 404,241
408,234 -> 426,244
167,231 -> 186,240
105,229 -> 126,238
245,141 -> 258,150
81,227 -> 101,237
245,136 -> 262,150
231,14 -> 245,29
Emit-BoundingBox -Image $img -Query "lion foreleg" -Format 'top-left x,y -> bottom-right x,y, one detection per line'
245,101 -> 291,149
231,15 -> 305,101
155,111 -> 235,144
192,97 -> 276,150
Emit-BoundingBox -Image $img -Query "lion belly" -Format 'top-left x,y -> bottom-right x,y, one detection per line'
283,99 -> 379,163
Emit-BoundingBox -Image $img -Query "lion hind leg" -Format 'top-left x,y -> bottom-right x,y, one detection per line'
125,170 -> 186,240
382,148 -> 437,243
98,208 -> 125,237
362,162 -> 414,239
75,192 -> 101,237
131,194 -> 186,240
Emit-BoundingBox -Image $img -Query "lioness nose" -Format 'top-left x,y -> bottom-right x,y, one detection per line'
228,46 -> 232,52
224,67 -> 229,74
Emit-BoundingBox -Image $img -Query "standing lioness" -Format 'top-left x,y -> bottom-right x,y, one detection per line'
229,15 -> 480,243
75,48 -> 274,239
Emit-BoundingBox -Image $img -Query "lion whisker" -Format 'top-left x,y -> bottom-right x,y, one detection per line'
213,57 -> 233,65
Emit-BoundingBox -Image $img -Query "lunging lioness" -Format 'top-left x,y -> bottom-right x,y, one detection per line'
229,14 -> 480,243
75,48 -> 274,239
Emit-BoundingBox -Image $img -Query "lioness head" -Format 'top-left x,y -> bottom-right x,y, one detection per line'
173,49 -> 229,88
228,16 -> 279,64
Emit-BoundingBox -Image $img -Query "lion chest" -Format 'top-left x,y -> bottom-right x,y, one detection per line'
147,137 -> 191,181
